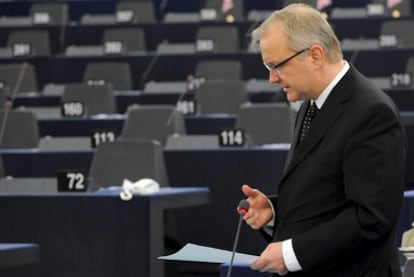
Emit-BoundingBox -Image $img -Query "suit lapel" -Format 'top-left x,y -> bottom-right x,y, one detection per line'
282,66 -> 357,180
283,100 -> 309,172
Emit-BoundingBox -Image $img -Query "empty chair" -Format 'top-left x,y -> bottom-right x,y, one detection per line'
7,30 -> 51,56
403,56 -> 414,89
283,0 -> 317,9
80,1 -> 156,25
143,81 -> 187,94
163,12 -> 200,23
404,258 -> 414,277
247,10 -> 273,22
235,103 -> 296,145
38,136 -> 92,151
0,63 -> 38,93
0,154 -> 5,178
121,105 -> 186,145
194,80 -> 248,115
380,20 -> 414,48
283,0 -> 331,11
66,27 -> 146,56
330,7 -> 367,19
195,60 -> 242,80
103,27 -> 146,52
61,83 -> 117,116
30,2 -> 69,25
340,38 -> 379,51
0,110 -> 39,149
405,56 -> 414,81
156,41 -> 196,54
115,1 -> 156,23
201,0 -> 245,22
88,139 -> 168,189
0,177 -> 57,193
165,134 -> 220,150
83,62 -> 132,91
372,0 -> 411,17
196,26 -> 240,53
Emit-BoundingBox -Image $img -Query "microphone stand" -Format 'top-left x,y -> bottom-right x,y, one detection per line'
226,199 -> 249,277
0,62 -> 28,147
226,212 -> 244,277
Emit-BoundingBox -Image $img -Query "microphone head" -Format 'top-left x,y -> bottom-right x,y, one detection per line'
238,199 -> 249,215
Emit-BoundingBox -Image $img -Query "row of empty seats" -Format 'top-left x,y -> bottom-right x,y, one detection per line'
2,18 -> 414,57
0,59 -> 285,99
0,138 -> 168,193
0,0 -> 412,26
2,52 -> 414,95
0,101 -> 296,150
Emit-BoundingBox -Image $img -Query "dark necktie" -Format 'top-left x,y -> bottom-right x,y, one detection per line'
299,102 -> 318,143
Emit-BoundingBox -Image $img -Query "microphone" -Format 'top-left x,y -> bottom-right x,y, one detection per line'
58,3 -> 68,54
238,199 -> 249,215
159,0 -> 169,17
244,19 -> 261,50
162,67 -> 196,142
0,62 -> 28,147
139,41 -> 165,89
226,199 -> 249,277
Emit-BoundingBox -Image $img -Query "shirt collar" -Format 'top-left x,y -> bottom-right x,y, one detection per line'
313,61 -> 350,109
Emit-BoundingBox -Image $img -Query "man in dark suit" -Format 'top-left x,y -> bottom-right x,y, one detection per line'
241,3 -> 407,276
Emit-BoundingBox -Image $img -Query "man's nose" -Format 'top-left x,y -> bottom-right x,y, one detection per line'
269,70 -> 281,84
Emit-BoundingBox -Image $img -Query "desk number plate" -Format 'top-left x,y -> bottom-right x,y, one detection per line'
219,129 -> 245,147
57,171 -> 88,192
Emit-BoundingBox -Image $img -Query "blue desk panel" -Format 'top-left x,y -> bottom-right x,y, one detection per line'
0,243 -> 39,269
0,187 -> 210,277
36,115 -> 236,137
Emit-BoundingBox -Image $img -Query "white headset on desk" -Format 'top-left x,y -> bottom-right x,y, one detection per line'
119,178 -> 160,201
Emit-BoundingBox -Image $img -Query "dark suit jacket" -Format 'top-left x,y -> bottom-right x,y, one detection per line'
269,65 -> 407,276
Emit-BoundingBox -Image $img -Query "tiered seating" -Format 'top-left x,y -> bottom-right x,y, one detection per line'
0,0 -> 413,201
0,1 -> 414,276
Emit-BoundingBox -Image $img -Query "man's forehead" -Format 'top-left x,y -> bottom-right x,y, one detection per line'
260,24 -> 287,51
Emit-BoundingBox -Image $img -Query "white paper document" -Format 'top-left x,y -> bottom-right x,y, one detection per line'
158,243 -> 259,264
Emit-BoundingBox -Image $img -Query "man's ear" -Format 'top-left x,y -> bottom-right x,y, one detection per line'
309,45 -> 325,68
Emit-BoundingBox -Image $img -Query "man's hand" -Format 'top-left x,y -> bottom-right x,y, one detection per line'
241,184 -> 273,229
251,242 -> 288,275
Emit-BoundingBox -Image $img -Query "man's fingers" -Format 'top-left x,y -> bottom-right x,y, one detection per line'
242,184 -> 258,198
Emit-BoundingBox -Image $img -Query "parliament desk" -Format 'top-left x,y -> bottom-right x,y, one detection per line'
0,187 -> 210,277
34,115 -> 237,137
0,146 -> 288,260
0,243 -> 39,272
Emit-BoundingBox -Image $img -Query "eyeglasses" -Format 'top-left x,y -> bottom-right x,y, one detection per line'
263,48 -> 309,75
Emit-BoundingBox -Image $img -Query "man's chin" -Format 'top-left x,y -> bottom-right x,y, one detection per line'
286,93 -> 300,103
